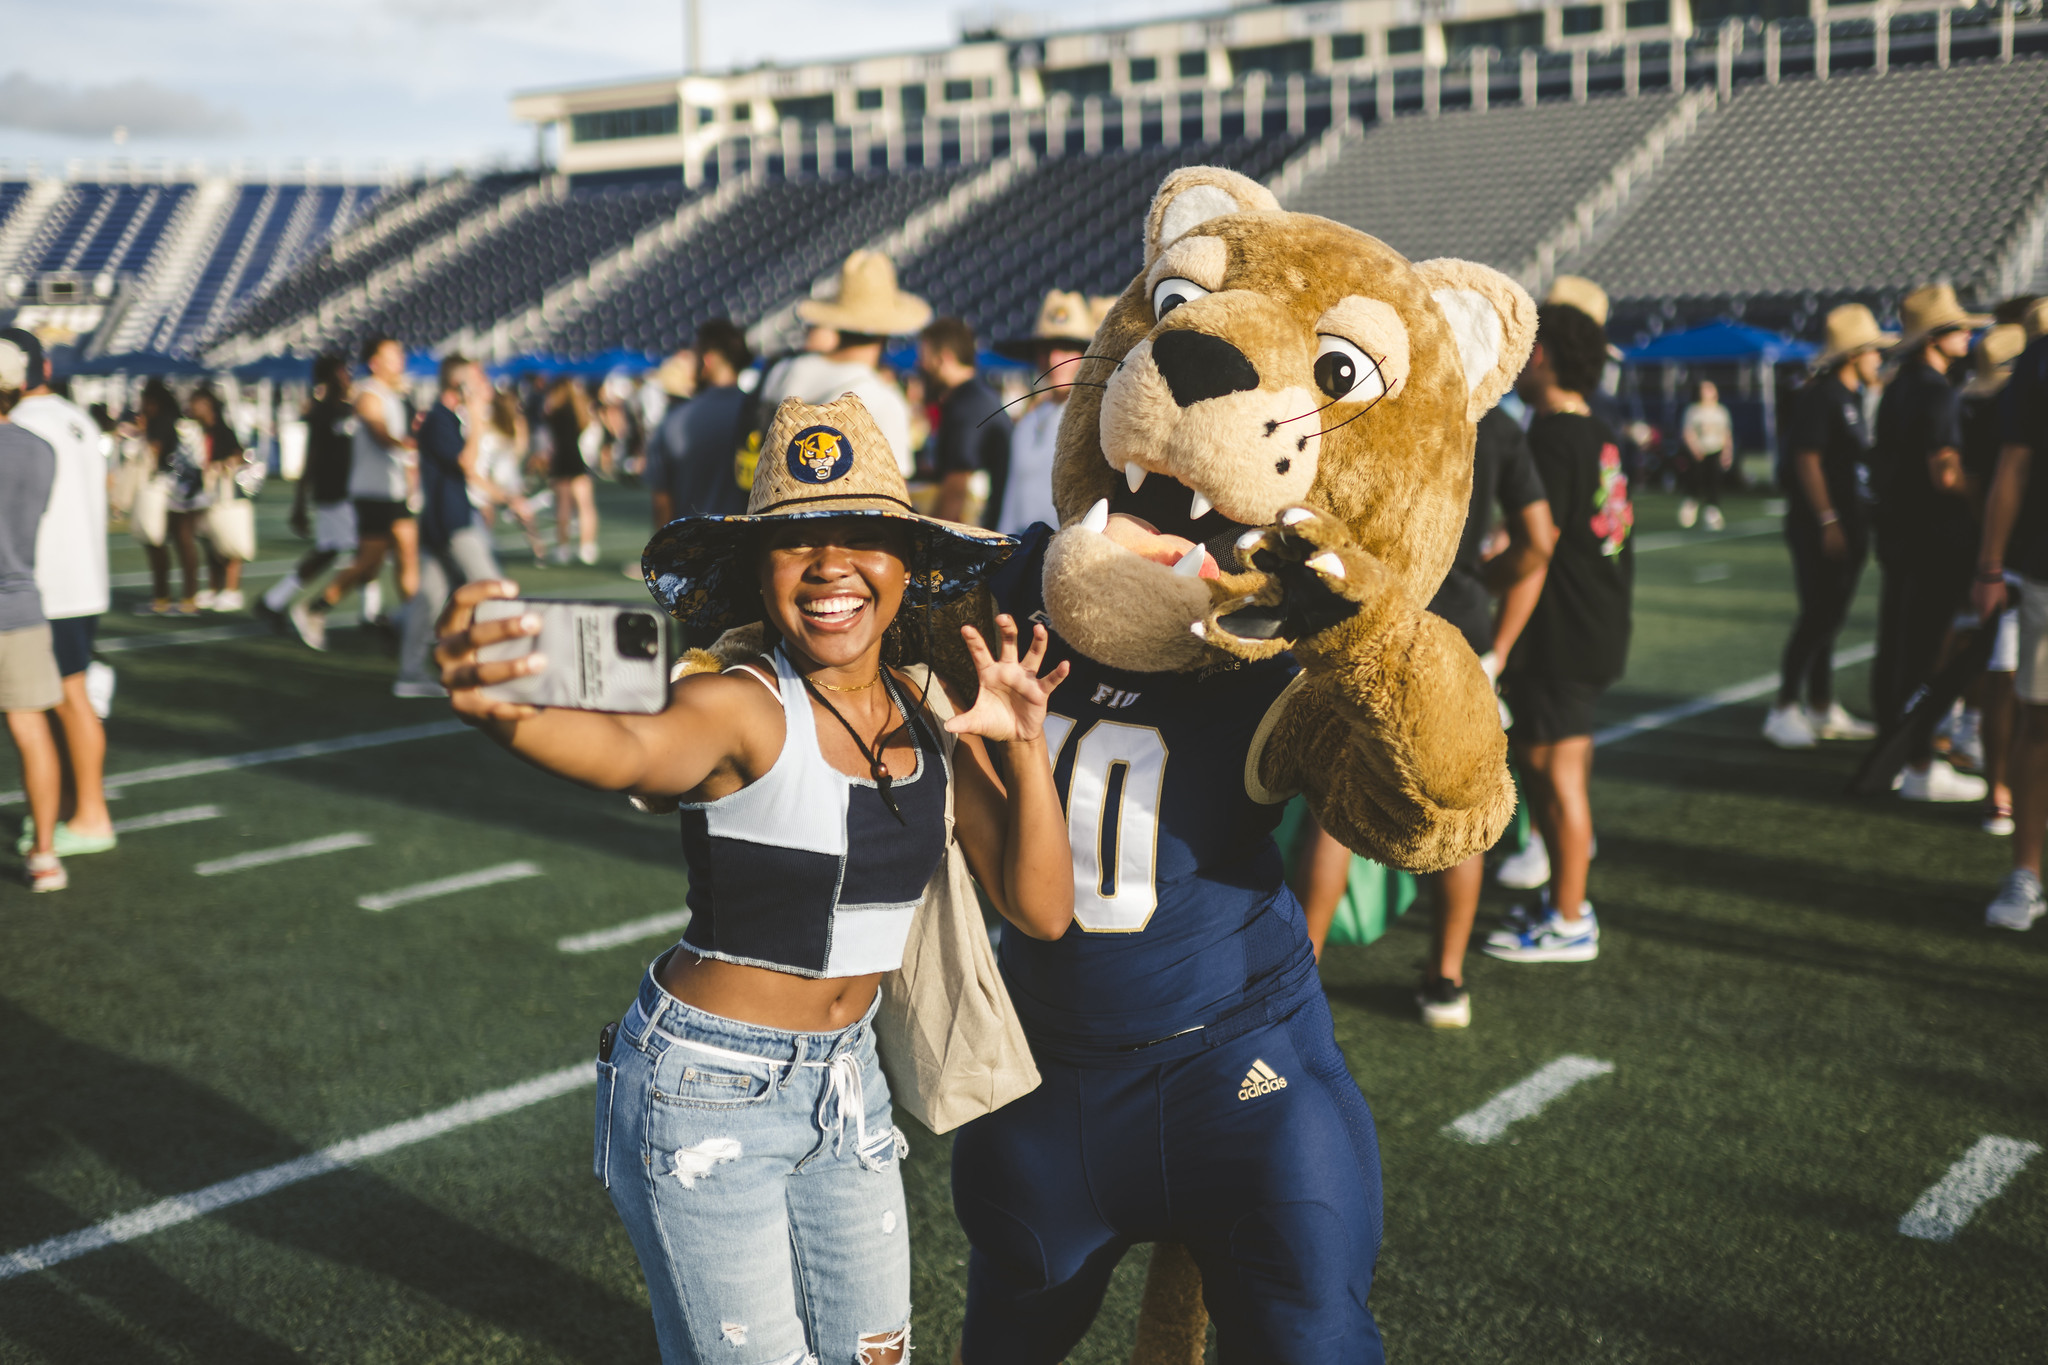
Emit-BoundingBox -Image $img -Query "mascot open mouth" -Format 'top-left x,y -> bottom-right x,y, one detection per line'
1095,468 -> 1250,579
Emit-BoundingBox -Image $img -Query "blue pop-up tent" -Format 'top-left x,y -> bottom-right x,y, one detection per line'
70,350 -> 212,378
1623,321 -> 1817,365
1623,321 -> 1817,457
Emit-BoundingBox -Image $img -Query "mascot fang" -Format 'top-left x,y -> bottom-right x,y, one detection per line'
942,166 -> 1535,1365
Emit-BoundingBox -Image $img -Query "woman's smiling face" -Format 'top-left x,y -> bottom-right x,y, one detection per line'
758,517 -> 913,668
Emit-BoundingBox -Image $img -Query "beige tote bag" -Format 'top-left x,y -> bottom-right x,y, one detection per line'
875,666 -> 1041,1134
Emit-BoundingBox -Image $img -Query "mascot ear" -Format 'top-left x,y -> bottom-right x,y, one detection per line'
1145,167 -> 1280,266
1412,259 -> 1537,421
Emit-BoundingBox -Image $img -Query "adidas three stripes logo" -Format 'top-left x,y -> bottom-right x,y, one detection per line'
1238,1059 -> 1288,1101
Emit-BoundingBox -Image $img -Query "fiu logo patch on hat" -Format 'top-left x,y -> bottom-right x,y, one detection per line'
787,425 -> 854,484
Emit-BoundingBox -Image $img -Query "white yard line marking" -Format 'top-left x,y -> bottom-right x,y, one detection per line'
1592,642 -> 1876,749
1631,518 -> 1778,553
96,624 -> 271,652
1445,1055 -> 1616,1145
196,832 -> 374,877
358,861 -> 543,912
1,721 -> 472,806
1898,1136 -> 2041,1242
557,908 -> 692,954
113,804 -> 224,833
0,1062 -> 588,1282
109,558 -> 299,589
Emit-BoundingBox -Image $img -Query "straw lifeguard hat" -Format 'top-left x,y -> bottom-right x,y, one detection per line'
1814,304 -> 1898,369
996,290 -> 1095,360
795,251 -> 932,337
1894,283 -> 1990,352
1963,323 -> 2027,399
1546,276 -> 1610,327
2021,296 -> 2048,343
642,393 -> 1013,630
1544,275 -> 1623,360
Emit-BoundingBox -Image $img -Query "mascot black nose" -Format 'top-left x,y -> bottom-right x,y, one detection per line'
1151,330 -> 1260,408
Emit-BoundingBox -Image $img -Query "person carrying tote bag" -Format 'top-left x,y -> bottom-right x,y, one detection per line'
433,392 -> 1072,1365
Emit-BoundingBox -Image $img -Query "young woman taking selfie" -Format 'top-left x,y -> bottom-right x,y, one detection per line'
434,395 -> 1072,1365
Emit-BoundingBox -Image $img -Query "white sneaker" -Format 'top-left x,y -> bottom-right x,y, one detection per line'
1702,504 -> 1725,531
548,544 -> 575,565
1484,900 -> 1600,963
1496,833 -> 1550,889
1677,498 -> 1699,528
578,543 -> 600,566
193,589 -> 217,610
1806,702 -> 1877,742
209,588 -> 244,612
1763,703 -> 1819,749
287,601 -> 329,652
1983,808 -> 2016,837
84,660 -> 116,719
1986,869 -> 2045,931
1898,760 -> 1989,804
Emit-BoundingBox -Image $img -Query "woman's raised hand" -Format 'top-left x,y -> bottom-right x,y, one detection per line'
436,579 -> 548,724
944,615 -> 1070,744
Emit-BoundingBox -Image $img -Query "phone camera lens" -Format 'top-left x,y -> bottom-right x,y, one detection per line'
614,611 -> 660,660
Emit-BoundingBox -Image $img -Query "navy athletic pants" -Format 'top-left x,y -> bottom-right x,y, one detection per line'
951,989 -> 1385,1364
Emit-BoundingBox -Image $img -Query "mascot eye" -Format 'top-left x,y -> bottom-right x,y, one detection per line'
1151,277 -> 1210,319
1314,335 -> 1385,404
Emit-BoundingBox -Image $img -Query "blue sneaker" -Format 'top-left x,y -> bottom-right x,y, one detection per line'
1489,896 -> 1553,942
1483,900 -> 1600,963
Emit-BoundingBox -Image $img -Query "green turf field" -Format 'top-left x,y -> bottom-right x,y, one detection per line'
3,482 -> 2043,1363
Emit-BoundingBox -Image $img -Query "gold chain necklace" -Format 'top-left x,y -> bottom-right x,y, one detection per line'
810,674 -> 881,693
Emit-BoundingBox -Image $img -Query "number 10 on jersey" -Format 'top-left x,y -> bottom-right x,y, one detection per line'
1041,715 -> 1168,932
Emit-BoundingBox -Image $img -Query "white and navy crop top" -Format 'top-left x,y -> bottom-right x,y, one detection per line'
676,647 -> 949,978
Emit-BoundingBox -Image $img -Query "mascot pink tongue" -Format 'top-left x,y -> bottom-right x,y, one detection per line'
933,165 -> 1534,1365
1097,507 -> 1220,579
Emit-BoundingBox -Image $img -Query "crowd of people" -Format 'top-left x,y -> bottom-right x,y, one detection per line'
1764,285 -> 2048,933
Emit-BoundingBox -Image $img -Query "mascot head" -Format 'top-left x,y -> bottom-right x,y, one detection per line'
1042,166 -> 1535,673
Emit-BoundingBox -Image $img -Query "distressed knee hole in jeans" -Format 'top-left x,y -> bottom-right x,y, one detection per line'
671,1137 -> 742,1187
855,1321 -> 910,1364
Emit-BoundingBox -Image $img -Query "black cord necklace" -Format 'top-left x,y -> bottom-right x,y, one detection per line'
801,670 -> 906,825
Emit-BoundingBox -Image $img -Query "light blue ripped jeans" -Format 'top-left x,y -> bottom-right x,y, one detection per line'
597,951 -> 912,1365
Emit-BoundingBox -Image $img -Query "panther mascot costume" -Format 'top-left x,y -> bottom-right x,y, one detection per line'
687,165 -> 1535,1364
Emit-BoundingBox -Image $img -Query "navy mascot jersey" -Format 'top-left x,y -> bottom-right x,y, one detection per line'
987,526 -> 1319,1062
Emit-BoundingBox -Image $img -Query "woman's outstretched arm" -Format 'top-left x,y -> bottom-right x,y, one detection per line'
435,579 -> 766,799
945,616 -> 1074,941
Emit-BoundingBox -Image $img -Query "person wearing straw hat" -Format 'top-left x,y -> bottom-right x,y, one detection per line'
434,393 -> 1074,1365
1961,323 -> 2029,836
1764,304 -> 1894,750
1976,296 -> 2048,929
761,251 -> 930,478
991,290 -> 1097,536
1870,283 -> 1990,803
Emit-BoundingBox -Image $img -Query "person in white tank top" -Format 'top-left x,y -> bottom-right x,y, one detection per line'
431,393 -> 1073,1365
291,336 -> 418,650
471,388 -> 544,561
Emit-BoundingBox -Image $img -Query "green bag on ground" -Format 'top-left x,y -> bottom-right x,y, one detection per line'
1275,796 -> 1418,947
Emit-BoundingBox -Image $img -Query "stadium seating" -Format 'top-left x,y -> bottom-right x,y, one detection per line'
1284,94 -> 1686,275
898,137 -> 1309,347
547,168 -> 974,355
215,173 -> 531,347
1582,58 -> 2048,334
351,179 -> 695,352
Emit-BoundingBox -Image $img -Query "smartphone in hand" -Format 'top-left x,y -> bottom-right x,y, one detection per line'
473,598 -> 669,714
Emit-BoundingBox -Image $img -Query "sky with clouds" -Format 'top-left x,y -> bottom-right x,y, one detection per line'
1,0 -> 1188,175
